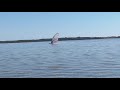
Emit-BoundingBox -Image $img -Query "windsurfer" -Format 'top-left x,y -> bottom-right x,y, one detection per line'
50,33 -> 59,44
51,40 -> 53,44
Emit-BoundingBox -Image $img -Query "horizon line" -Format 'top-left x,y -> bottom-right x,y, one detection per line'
0,35 -> 120,42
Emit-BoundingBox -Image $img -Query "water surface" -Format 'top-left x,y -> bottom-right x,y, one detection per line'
0,38 -> 120,78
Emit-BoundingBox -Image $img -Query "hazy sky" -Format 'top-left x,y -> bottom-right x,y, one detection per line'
0,12 -> 120,40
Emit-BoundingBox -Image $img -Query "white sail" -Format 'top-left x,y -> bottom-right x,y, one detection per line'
51,33 -> 59,44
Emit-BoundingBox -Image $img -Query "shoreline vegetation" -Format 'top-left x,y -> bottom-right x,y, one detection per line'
0,36 -> 120,44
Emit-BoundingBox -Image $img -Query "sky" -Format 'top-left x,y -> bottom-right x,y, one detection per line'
0,12 -> 120,40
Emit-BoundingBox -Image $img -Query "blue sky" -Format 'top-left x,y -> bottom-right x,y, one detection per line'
0,12 -> 120,40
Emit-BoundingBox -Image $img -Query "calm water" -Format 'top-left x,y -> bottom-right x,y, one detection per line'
0,38 -> 120,78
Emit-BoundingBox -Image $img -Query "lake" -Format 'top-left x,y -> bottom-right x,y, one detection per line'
0,38 -> 120,78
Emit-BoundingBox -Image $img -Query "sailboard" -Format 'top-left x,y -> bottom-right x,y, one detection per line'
50,33 -> 59,44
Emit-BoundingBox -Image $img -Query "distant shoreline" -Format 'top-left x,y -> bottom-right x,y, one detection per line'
0,36 -> 120,43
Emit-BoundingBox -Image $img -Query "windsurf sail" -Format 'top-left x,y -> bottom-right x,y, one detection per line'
51,33 -> 59,44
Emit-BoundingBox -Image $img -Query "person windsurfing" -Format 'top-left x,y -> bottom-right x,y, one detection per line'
51,40 -> 53,44
50,33 -> 59,44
